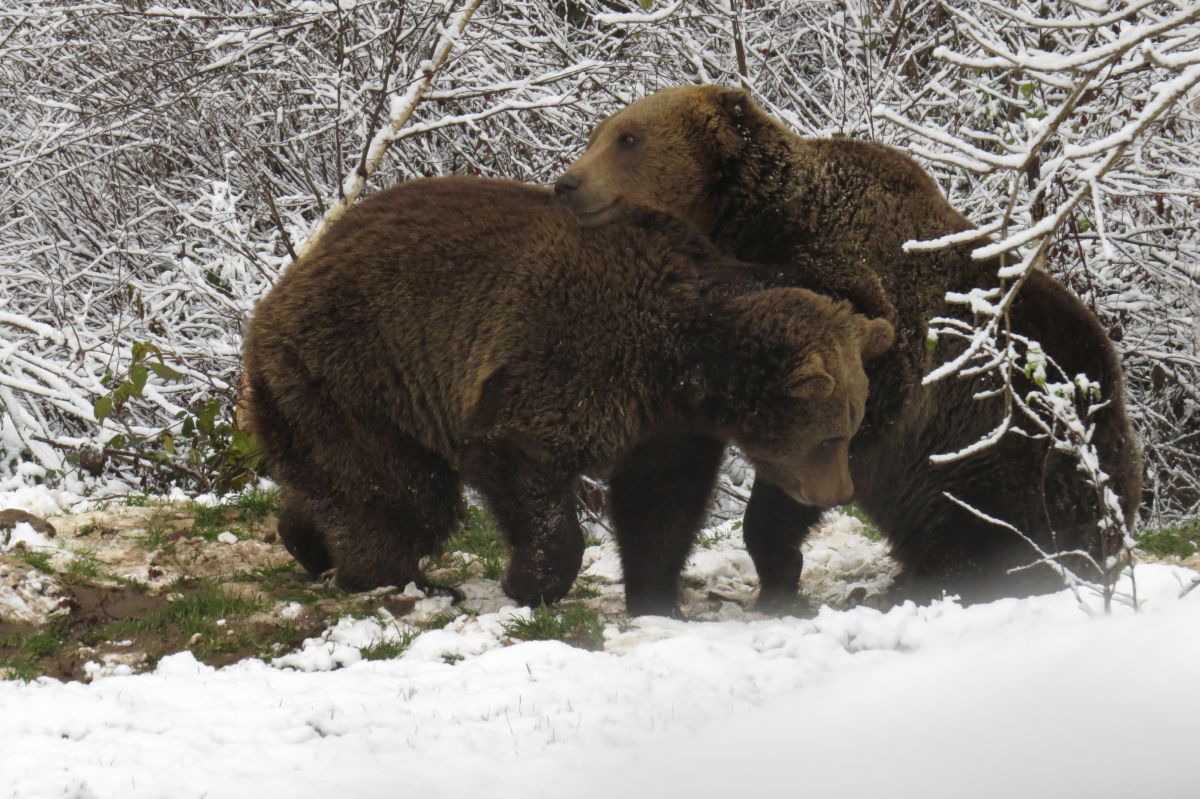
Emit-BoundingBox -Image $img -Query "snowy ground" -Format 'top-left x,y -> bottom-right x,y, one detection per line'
1,484 -> 1198,798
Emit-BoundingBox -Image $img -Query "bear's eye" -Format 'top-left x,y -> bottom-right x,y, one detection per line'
618,132 -> 637,149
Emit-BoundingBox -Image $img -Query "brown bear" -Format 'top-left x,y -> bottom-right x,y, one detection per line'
556,85 -> 1142,606
243,176 -> 894,616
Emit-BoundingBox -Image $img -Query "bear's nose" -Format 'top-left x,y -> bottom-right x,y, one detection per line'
554,173 -> 581,196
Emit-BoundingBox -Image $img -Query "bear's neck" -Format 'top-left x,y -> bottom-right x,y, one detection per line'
707,118 -> 801,252
668,300 -> 784,438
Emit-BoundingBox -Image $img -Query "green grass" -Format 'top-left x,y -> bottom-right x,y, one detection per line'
502,603 -> 606,650
15,549 -> 54,574
419,610 -> 464,631
228,562 -> 340,606
122,493 -> 151,507
0,659 -> 41,681
234,487 -> 280,518
137,514 -> 172,551
1,623 -> 68,659
841,505 -> 883,541
66,548 -> 103,582
359,630 -> 418,661
568,575 -> 603,599
1136,520 -> 1200,559
87,587 -> 265,648
0,622 -> 69,681
199,622 -> 311,659
442,506 -> 506,581
186,487 -> 281,541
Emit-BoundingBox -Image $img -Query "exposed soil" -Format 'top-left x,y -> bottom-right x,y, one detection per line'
0,490 -> 902,683
0,494 -> 444,681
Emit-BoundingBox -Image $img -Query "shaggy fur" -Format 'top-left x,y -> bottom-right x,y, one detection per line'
243,177 -> 893,616
557,85 -> 1142,606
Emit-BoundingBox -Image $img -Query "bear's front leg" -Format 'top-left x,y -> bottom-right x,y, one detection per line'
471,453 -> 584,607
743,478 -> 824,613
609,434 -> 725,617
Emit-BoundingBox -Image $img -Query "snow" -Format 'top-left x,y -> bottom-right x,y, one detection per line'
1,484 -> 1197,797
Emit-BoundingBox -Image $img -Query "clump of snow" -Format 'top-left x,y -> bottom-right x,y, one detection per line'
215,531 -> 238,544
1,521 -> 57,552
0,561 -> 71,624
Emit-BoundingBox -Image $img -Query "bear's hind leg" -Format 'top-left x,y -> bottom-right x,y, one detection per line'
609,434 -> 725,617
322,438 -> 464,594
469,449 -> 584,608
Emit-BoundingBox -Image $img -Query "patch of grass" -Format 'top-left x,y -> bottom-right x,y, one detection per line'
137,514 -> 173,551
187,502 -> 235,541
107,574 -> 151,593
841,505 -> 883,541
1,623 -> 68,659
359,630 -> 418,661
1136,520 -> 1200,559
442,506 -> 506,581
197,621 -> 313,660
502,603 -> 606,650
66,548 -> 103,582
419,610 -> 463,631
229,563 -> 332,605
568,575 -> 603,599
15,549 -> 55,574
122,493 -> 151,507
186,487 -> 281,541
233,487 -> 280,519
87,587 -> 265,648
0,658 -> 41,682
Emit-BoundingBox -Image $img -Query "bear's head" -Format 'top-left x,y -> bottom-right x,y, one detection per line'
555,84 -> 768,231
715,288 -> 894,508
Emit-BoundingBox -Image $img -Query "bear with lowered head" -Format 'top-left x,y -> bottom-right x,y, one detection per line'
556,85 -> 1141,606
244,176 -> 894,616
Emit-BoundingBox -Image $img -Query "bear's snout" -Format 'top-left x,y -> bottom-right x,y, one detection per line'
554,173 -> 581,196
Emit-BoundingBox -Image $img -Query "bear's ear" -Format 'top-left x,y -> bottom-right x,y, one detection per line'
463,362 -> 510,433
787,353 -> 835,400
858,317 -> 896,362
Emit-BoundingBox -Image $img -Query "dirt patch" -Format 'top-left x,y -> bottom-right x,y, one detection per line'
0,489 -> 901,683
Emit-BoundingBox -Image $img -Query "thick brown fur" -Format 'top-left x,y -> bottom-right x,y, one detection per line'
243,176 -> 893,616
558,85 -> 1142,606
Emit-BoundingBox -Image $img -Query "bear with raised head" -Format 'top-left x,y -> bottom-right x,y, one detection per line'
556,85 -> 1141,606
243,176 -> 893,616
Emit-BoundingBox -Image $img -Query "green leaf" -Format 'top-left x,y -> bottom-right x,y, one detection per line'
231,429 -> 258,455
130,363 -> 149,393
181,417 -> 195,437
638,0 -> 652,8
94,395 -> 113,423
106,434 -> 127,449
1020,82 -> 1034,99
149,361 -> 184,381
197,399 -> 220,434
161,432 -> 175,455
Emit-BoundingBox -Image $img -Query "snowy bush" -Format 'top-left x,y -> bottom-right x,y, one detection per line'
1,1 -> 1197,524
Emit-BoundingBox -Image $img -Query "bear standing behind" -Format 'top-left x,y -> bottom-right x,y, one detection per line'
243,177 -> 893,615
557,86 -> 1141,606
